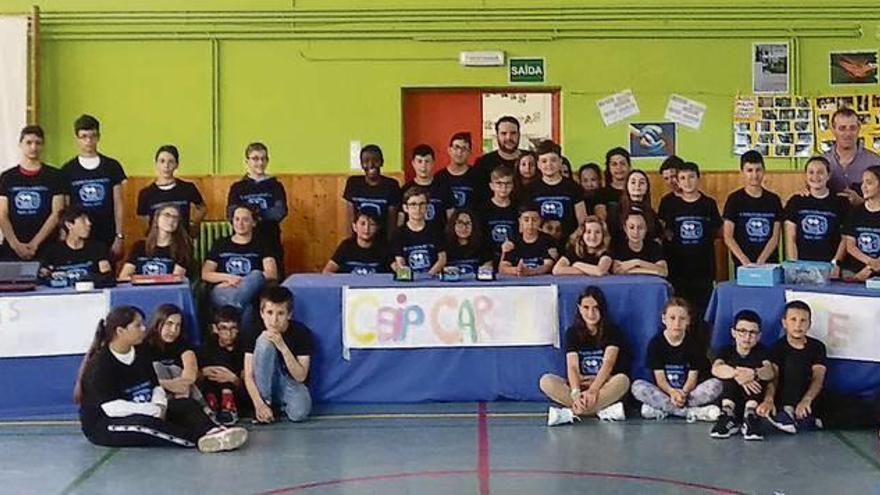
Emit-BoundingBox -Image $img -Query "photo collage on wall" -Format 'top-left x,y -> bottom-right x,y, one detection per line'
814,94 -> 880,153
733,95 -> 813,157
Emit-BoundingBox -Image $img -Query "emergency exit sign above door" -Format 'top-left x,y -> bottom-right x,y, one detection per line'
509,58 -> 545,84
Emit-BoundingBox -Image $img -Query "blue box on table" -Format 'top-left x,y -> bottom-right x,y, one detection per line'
782,260 -> 833,285
867,277 -> 880,290
736,264 -> 783,287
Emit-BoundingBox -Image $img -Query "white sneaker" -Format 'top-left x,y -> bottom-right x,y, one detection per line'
546,406 -> 577,426
641,403 -> 667,420
685,405 -> 721,423
198,426 -> 248,453
597,402 -> 626,422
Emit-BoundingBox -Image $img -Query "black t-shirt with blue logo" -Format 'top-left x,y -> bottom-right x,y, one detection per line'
784,193 -> 848,262
136,180 -> 205,229
722,188 -> 783,266
126,240 -> 181,276
564,324 -> 625,377
400,179 -> 452,231
436,167 -> 481,210
41,240 -> 109,281
392,223 -> 445,273
343,175 -> 401,228
658,193 -> 722,279
523,178 -> 584,238
446,240 -> 493,275
80,345 -> 158,428
61,155 -> 126,244
0,164 -> 64,245
207,236 -> 269,276
611,239 -> 664,264
843,204 -> 880,273
226,176 -> 288,252
505,232 -> 556,269
646,331 -> 708,389
480,199 -> 518,258
330,237 -> 391,274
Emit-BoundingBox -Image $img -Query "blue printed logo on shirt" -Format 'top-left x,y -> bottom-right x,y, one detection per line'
124,381 -> 154,403
452,189 -> 467,208
13,190 -> 41,212
664,364 -> 688,389
579,349 -> 605,376
357,201 -> 383,218
858,232 -> 880,256
225,256 -> 253,275
746,217 -> 771,239
425,203 -> 436,221
78,182 -> 106,204
408,249 -> 431,270
680,220 -> 704,241
801,215 -> 828,237
142,260 -> 169,276
491,224 -> 512,244
245,196 -> 269,210
539,200 -> 564,220
349,263 -> 378,275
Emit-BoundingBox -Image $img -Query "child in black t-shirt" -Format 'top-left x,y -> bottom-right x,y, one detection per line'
445,209 -> 493,276
0,125 -> 65,261
514,151 -> 538,195
658,161 -> 721,315
611,210 -> 668,277
722,150 -> 783,267
392,187 -> 446,276
199,305 -> 246,426
499,206 -> 557,277
399,144 -> 452,232
593,147 -> 631,223
710,310 -> 775,440
540,286 -> 630,424
784,156 -> 848,272
323,210 -> 391,274
226,142 -> 288,271
631,298 -> 721,422
522,140 -> 587,240
552,216 -> 612,276
146,304 -> 202,403
119,204 -> 192,280
436,132 -> 481,209
40,206 -> 112,285
78,306 -> 247,452
481,165 -> 519,263
243,286 -> 313,423
343,144 -> 401,240
136,145 -> 206,239
609,169 -> 660,245
659,155 -> 683,197
842,166 -> 880,281
61,115 -> 127,258
577,162 -> 602,214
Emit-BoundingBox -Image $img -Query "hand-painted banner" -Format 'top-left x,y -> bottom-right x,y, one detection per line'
785,290 -> 880,362
0,291 -> 111,358
342,285 -> 559,357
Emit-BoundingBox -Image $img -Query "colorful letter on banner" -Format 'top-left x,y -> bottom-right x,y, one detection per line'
0,291 -> 111,358
785,290 -> 880,362
341,285 -> 559,359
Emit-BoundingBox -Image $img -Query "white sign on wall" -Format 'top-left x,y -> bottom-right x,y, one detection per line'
0,17 -> 28,172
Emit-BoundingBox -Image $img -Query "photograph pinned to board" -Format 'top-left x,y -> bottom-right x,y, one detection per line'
665,94 -> 707,130
732,95 -> 813,157
830,51 -> 879,86
813,93 -> 880,153
753,42 -> 790,94
628,123 -> 676,159
596,89 -> 640,127
482,92 -> 553,152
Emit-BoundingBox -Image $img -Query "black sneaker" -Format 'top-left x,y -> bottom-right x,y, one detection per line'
710,414 -> 739,439
741,414 -> 764,441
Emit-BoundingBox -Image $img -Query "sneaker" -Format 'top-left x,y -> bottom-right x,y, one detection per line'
219,389 -> 239,426
795,415 -> 823,432
641,403 -> 668,420
741,414 -> 764,441
597,402 -> 626,422
686,405 -> 721,423
710,414 -> 739,439
547,407 -> 577,427
197,426 -> 248,453
766,410 -> 797,434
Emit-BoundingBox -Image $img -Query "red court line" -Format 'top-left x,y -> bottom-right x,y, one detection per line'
477,402 -> 490,495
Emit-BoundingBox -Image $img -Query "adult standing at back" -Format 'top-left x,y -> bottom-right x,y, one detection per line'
824,107 -> 880,204
474,116 -> 525,197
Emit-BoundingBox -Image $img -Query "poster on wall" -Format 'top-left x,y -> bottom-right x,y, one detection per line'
813,94 -> 880,153
628,123 -> 676,159
482,92 -> 553,152
753,42 -> 790,94
732,95 -> 813,157
596,89 -> 640,127
830,51 -> 879,86
665,94 -> 707,130
0,17 -> 28,173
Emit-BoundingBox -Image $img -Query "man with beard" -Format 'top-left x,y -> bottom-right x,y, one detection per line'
474,116 -> 526,198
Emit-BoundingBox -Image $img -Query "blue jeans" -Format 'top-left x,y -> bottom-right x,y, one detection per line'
253,334 -> 312,422
210,271 -> 266,332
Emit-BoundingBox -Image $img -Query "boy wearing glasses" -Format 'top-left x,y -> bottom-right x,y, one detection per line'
710,310 -> 775,440
392,187 -> 446,276
436,132 -> 481,210
481,165 -> 519,262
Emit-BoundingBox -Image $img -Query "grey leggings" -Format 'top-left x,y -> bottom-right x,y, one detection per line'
631,378 -> 722,416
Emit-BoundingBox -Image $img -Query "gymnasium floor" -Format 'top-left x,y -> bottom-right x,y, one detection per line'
2,402 -> 878,495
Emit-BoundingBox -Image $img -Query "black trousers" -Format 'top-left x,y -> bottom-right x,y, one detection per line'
83,398 -> 215,448
669,277 -> 714,321
720,379 -> 764,417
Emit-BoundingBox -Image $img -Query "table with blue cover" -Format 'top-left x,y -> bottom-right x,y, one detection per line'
705,281 -> 880,396
0,283 -> 200,418
283,274 -> 671,403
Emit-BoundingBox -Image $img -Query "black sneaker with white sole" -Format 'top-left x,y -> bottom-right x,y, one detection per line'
710,414 -> 739,439
741,414 -> 764,441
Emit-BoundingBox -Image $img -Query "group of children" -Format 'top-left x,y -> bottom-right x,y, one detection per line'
541,289 -> 877,440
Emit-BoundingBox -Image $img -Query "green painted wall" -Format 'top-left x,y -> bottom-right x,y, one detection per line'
5,1 -> 880,175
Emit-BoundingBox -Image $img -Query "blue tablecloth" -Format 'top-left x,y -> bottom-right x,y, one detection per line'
283,274 -> 672,403
705,281 -> 880,396
0,283 -> 199,418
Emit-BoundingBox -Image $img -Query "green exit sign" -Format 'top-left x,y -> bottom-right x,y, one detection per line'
509,57 -> 545,84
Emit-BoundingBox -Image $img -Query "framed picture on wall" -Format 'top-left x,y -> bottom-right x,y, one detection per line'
628,122 -> 676,159
830,50 -> 879,86
753,42 -> 790,94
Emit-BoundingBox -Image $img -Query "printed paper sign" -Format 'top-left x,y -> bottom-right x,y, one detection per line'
665,94 -> 707,130
596,89 -> 640,127
785,290 -> 880,362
